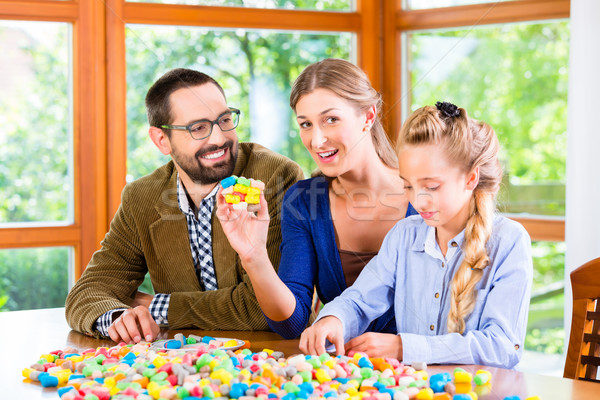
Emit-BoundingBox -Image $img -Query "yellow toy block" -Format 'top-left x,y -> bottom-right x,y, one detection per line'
247,187 -> 261,197
233,184 -> 249,194
245,194 -> 260,204
225,194 -> 241,204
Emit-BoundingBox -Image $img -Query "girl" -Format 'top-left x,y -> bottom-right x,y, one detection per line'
217,59 -> 417,342
299,102 -> 533,369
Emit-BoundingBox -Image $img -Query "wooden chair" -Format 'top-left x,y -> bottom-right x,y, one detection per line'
564,257 -> 600,381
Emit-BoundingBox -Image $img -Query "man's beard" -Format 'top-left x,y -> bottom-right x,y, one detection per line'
171,139 -> 238,185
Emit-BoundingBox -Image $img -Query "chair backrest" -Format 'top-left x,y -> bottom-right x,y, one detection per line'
564,257 -> 600,381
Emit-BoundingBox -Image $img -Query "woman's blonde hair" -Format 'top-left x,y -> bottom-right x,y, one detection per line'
397,103 -> 502,334
290,58 -> 397,169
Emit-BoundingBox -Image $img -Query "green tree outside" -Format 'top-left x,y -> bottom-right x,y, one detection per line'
408,22 -> 569,215
0,247 -> 69,311
0,23 -> 71,223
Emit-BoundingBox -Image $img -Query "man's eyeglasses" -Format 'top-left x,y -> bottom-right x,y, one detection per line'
161,107 -> 241,140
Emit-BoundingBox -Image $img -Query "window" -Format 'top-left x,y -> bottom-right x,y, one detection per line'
0,21 -> 73,225
0,8 -> 88,312
527,241 -> 566,356
405,21 -> 569,217
0,247 -> 72,311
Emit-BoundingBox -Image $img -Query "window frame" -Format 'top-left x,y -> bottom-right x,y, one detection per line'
0,0 -> 107,278
390,0 -> 570,241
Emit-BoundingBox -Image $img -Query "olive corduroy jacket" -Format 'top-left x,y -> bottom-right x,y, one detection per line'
65,143 -> 304,337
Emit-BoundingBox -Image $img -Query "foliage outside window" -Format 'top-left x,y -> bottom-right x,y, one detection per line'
0,21 -> 73,225
126,25 -> 352,181
406,21 -> 569,217
527,241 -> 565,355
0,247 -> 71,311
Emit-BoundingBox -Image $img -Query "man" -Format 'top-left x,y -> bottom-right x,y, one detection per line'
65,68 -> 304,343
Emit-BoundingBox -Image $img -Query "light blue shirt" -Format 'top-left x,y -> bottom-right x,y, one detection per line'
317,215 -> 532,369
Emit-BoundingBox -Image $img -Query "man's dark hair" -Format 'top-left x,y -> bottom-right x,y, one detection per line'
145,68 -> 226,136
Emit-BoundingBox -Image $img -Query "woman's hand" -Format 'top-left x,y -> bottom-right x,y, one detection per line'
345,332 -> 403,359
216,188 -> 270,263
299,316 -> 345,356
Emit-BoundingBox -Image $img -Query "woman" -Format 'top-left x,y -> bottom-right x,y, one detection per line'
217,58 -> 417,339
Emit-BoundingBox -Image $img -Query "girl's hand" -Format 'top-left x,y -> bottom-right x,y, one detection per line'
216,188 -> 270,263
345,332 -> 403,359
299,316 -> 345,356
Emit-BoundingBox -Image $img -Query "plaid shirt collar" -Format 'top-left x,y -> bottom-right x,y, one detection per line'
176,174 -> 219,220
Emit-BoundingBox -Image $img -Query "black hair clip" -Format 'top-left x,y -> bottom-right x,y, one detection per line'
436,101 -> 460,118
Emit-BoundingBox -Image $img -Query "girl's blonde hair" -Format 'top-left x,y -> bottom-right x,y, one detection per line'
397,104 -> 502,334
290,58 -> 397,169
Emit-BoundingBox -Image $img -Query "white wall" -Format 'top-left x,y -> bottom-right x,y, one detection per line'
564,0 -> 600,340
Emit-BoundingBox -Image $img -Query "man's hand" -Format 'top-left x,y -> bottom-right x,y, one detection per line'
345,332 -> 403,359
107,306 -> 160,344
299,316 -> 345,356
